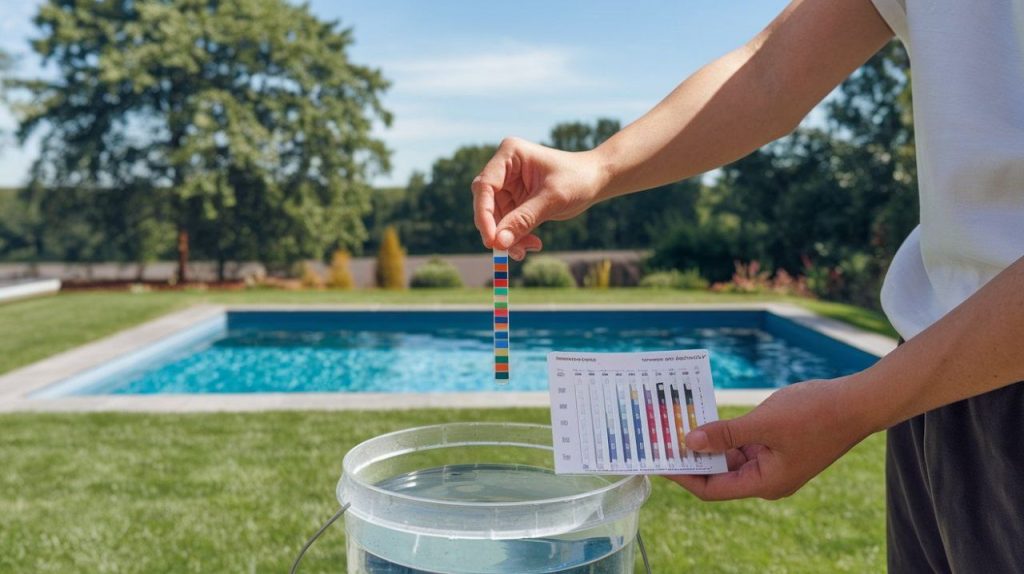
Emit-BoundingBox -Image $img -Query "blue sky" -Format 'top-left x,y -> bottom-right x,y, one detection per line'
0,0 -> 792,188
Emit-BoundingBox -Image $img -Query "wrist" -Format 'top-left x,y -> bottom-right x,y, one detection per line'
584,142 -> 622,203
836,368 -> 903,436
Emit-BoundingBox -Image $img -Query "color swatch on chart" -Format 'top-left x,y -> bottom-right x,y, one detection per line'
670,385 -> 688,460
493,248 -> 509,383
547,350 -> 728,475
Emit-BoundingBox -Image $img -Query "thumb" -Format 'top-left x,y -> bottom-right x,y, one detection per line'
686,416 -> 755,453
495,195 -> 551,250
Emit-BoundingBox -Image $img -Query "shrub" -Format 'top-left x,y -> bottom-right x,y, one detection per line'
583,259 -> 612,289
299,261 -> 324,289
639,269 -> 709,290
411,257 -> 463,288
711,261 -> 811,297
375,226 -> 405,289
327,249 -> 355,289
522,257 -> 575,288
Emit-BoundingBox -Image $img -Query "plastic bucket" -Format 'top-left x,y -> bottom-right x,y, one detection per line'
338,422 -> 651,573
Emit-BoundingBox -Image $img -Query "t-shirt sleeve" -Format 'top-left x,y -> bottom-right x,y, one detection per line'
870,0 -> 908,41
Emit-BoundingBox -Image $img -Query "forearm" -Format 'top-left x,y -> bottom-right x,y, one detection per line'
590,0 -> 892,200
848,255 -> 1024,433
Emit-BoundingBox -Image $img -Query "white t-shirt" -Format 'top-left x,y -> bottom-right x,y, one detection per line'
871,0 -> 1024,340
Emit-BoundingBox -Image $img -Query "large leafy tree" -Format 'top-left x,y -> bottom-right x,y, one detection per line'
12,0 -> 390,280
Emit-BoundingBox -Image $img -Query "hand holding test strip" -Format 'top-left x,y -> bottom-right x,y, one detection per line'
548,350 -> 728,475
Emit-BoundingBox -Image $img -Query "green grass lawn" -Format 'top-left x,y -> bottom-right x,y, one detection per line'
0,289 -> 892,572
0,408 -> 885,573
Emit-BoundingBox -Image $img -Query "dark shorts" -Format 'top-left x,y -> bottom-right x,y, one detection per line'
886,378 -> 1024,572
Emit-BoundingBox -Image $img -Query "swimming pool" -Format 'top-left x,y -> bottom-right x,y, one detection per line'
33,308 -> 879,397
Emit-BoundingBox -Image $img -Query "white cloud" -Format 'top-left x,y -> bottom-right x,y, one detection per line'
384,45 -> 596,97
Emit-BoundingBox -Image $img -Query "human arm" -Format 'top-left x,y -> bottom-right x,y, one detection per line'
672,254 -> 1024,500
471,0 -> 894,257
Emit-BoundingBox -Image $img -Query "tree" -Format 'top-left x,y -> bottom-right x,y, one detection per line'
12,0 -> 390,280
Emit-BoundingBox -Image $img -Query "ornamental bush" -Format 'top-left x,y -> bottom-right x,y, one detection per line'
410,257 -> 463,288
327,249 -> 355,289
375,226 -> 405,289
639,269 -> 709,290
522,257 -> 575,288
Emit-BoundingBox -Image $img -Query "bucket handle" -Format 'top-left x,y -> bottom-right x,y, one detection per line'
290,503 -> 350,574
290,502 -> 652,574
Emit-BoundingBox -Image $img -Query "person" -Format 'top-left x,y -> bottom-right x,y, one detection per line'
471,0 -> 1024,570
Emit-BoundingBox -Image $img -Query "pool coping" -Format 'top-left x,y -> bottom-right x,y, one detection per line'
0,303 -> 896,413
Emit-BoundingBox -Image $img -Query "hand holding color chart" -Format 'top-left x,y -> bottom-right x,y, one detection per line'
548,350 -> 728,475
493,248 -> 509,383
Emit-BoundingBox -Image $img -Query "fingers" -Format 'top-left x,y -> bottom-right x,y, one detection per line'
494,195 -> 551,249
472,138 -> 521,248
673,457 -> 769,501
667,447 -> 750,495
472,180 -> 497,248
508,234 -> 542,261
686,415 -> 757,454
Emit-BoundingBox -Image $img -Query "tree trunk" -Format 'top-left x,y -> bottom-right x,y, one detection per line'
177,228 -> 190,284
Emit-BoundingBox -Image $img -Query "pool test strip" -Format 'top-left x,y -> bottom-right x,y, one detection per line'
548,350 -> 727,475
492,248 -> 509,383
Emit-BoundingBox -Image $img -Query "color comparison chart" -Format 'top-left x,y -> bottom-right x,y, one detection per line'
548,350 -> 728,475
493,248 -> 509,384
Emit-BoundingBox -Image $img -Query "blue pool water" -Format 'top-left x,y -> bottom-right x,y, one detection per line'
47,310 -> 878,396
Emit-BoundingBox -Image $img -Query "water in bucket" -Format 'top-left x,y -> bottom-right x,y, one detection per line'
338,423 -> 650,574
